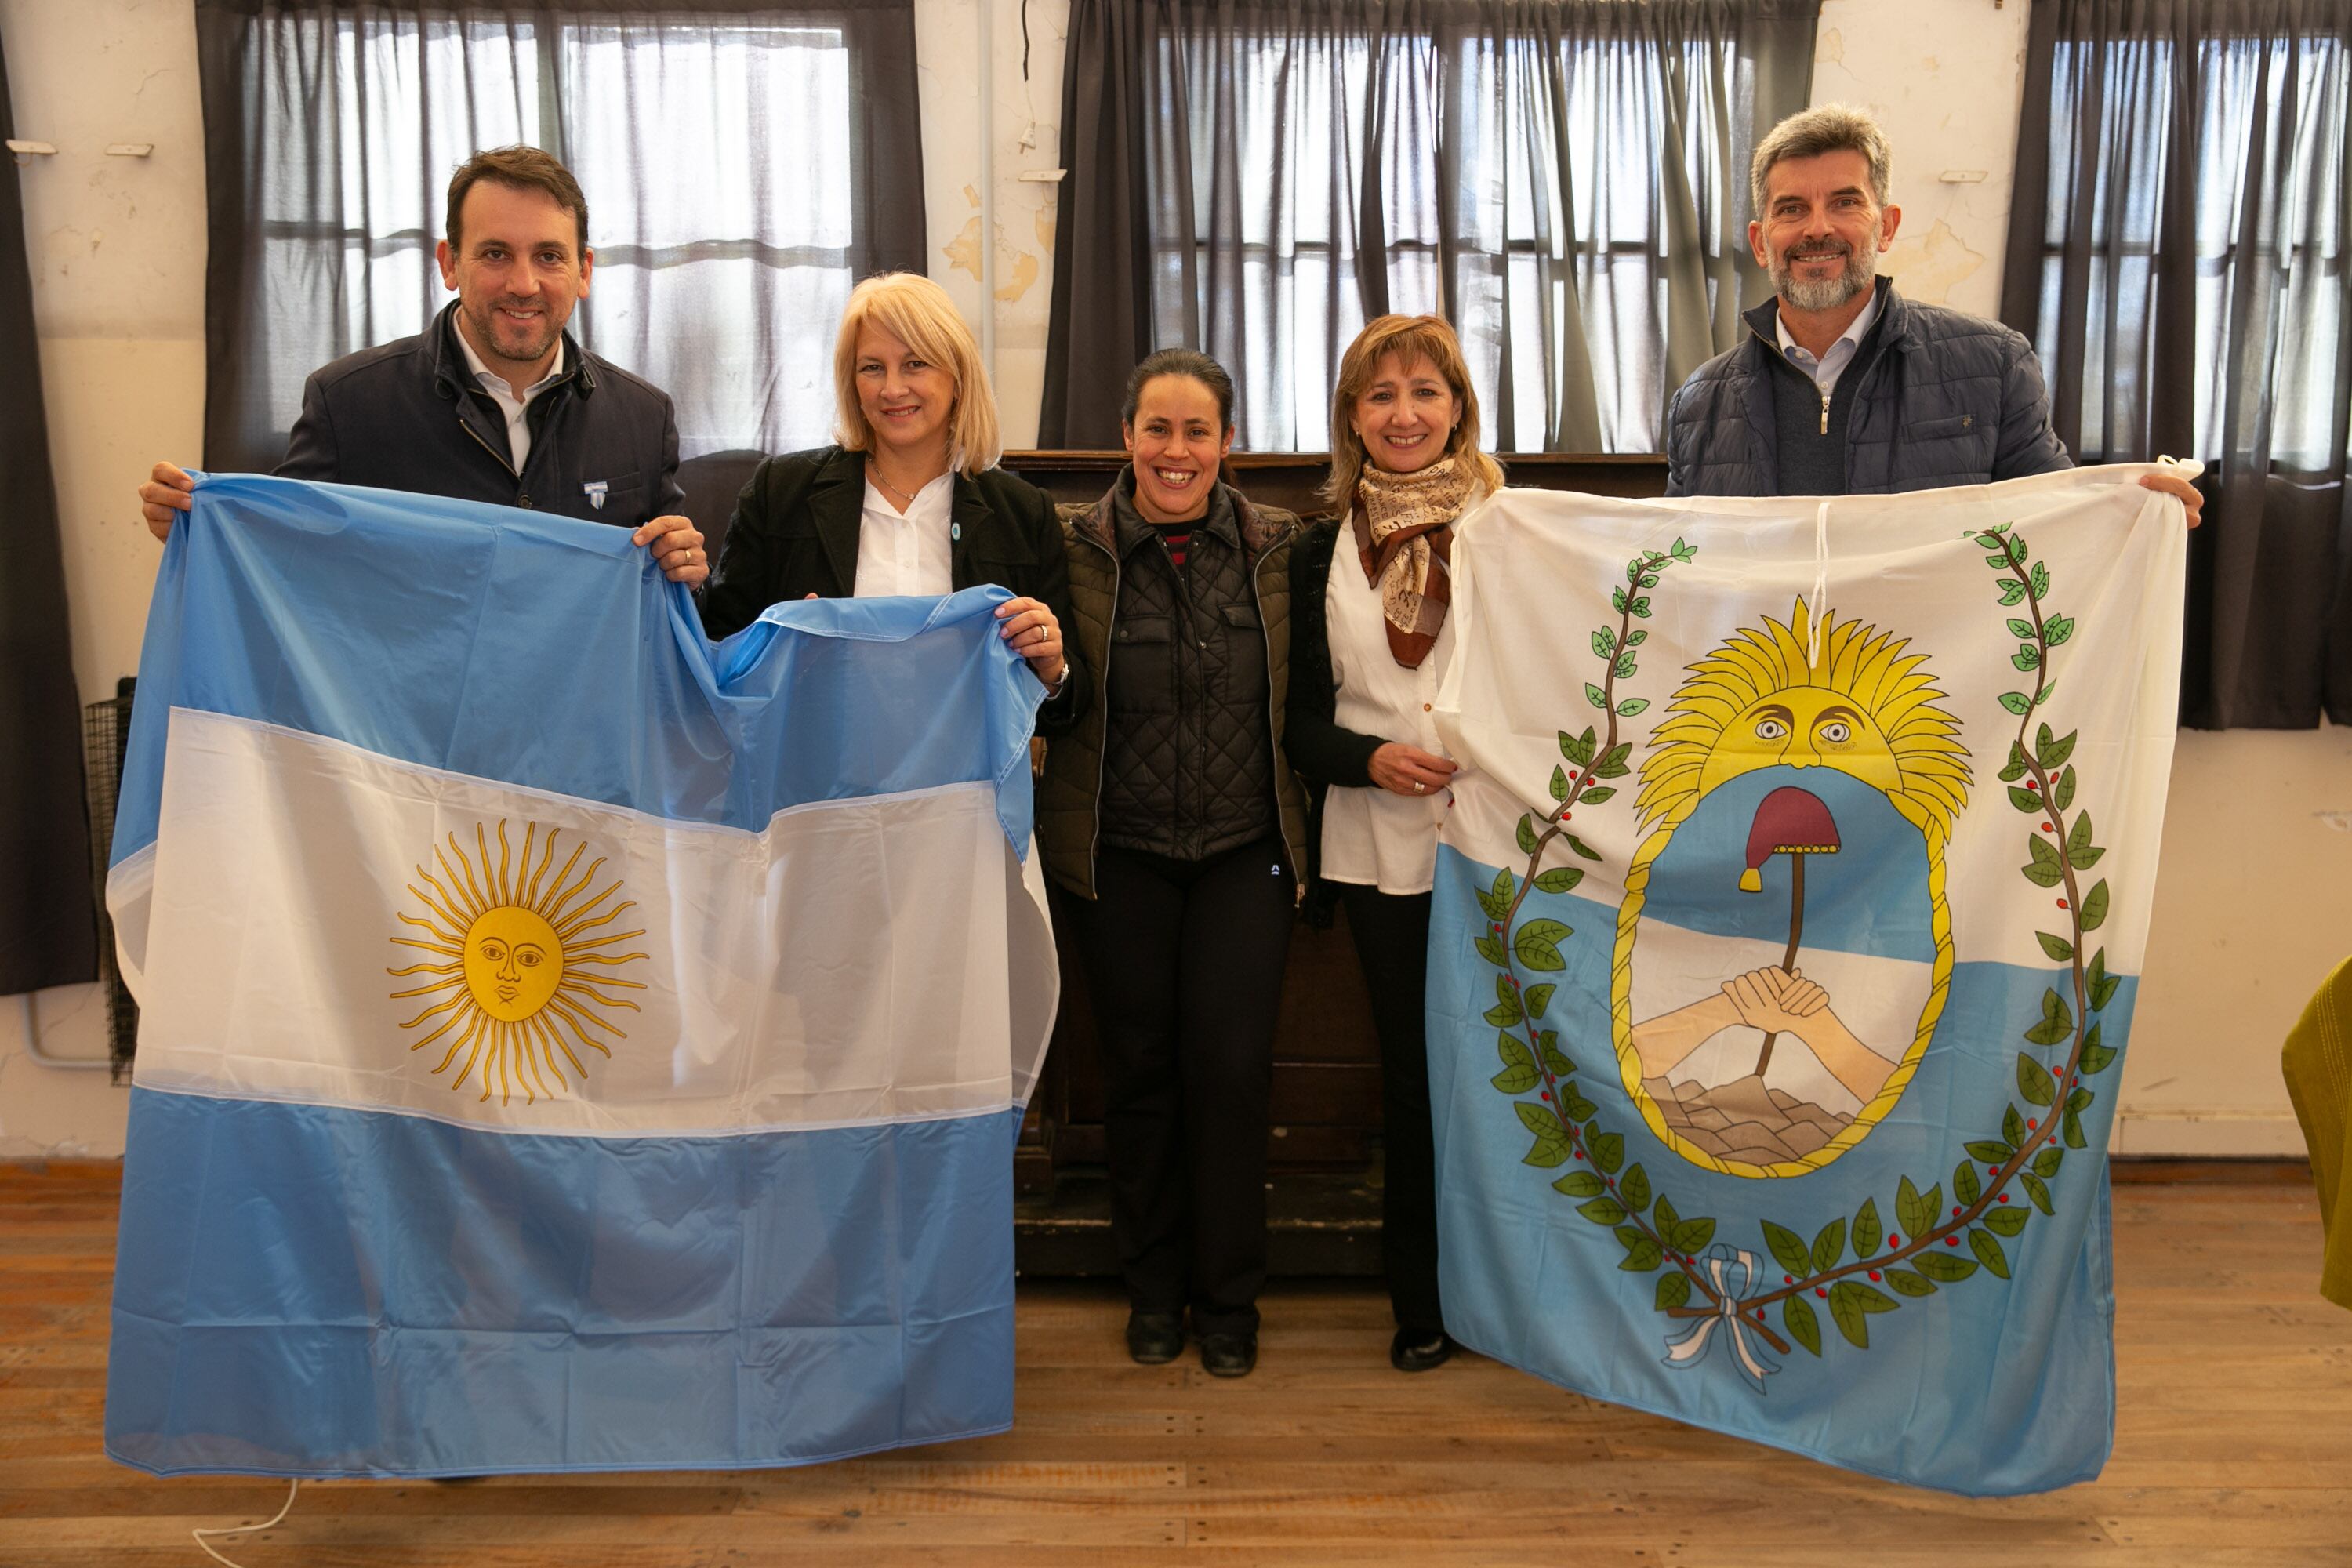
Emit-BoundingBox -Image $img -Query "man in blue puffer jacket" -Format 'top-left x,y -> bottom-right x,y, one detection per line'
1664,104 -> 2201,524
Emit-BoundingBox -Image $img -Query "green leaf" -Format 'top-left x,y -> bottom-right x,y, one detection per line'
1562,1091 -> 1599,1122
2053,764 -> 2078,811
1762,1220 -> 1813,1278
1999,742 -> 2032,783
1476,868 -> 1513,922
2009,786 -> 2045,814
1998,579 -> 2027,607
1631,597 -> 1652,619
1549,764 -> 1570,803
1670,537 -> 1693,561
1483,975 -> 1522,1027
1852,1197 -> 1883,1260
2044,728 -> 2079,769
1655,1272 -> 1693,1312
1896,1176 -> 1933,1242
1588,1131 -> 1624,1174
2020,1171 -> 2055,1214
1611,586 -> 1628,613
1966,1139 -> 2017,1165
1513,919 -> 1571,972
2024,832 -> 2066,887
1559,728 -> 1597,766
2067,811 -> 2100,870
1617,1228 -> 1664,1272
2079,1023 -> 2117,1075
2017,1054 -> 2058,1107
2033,1145 -> 2065,1179
1578,786 -> 1618,804
1540,1039 -> 1575,1076
1828,1280 -> 1898,1348
2045,614 -> 2076,646
1523,1136 -> 1570,1169
2088,949 -> 2121,1011
1615,655 -> 1638,680
1523,983 -> 1555,1020
1515,815 -> 1540,856
2004,1105 -> 2027,1148
1614,699 -> 1649,718
1999,691 -> 2034,716
1496,1033 -> 1535,1070
1783,1295 -> 1824,1356
2080,879 -> 2110,932
1986,553 -> 2016,568
1626,557 -> 1646,582
1616,1163 -> 1651,1215
1565,834 -> 1602,862
1672,1216 -> 1718,1255
1883,1267 -> 1938,1298
2009,618 -> 2037,640
1585,682 -> 1610,710
1954,1159 -> 1983,1208
2035,931 -> 2075,964
1474,935 -> 1504,965
1592,628 -> 1617,658
2063,1105 -> 2086,1149
2031,561 -> 2052,597
2036,677 -> 2058,708
1625,627 -> 1651,645
1515,1100 -> 1565,1140
1491,1062 -> 1541,1094
1654,1196 -> 1681,1236
2067,1086 -> 2094,1113
1811,1218 -> 1848,1275
1969,1229 -> 2012,1279
1532,866 -> 1584,895
2024,988 -> 2074,1048
1984,1203 -> 2029,1237
2013,646 -> 2043,671
1591,742 -> 1632,779
1637,573 -> 1659,590
1912,1250 -> 1980,1283
1579,1196 -> 1628,1225
1553,1170 -> 1606,1197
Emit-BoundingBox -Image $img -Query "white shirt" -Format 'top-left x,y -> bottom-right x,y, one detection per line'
1317,546 -> 1455,895
851,471 -> 956,597
453,327 -> 565,471
1774,284 -> 1884,399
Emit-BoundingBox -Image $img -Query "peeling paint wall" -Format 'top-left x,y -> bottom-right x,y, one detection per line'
1809,0 -> 2024,317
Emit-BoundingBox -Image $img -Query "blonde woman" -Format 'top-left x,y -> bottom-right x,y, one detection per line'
1287,314 -> 1504,1374
700,273 -> 1076,710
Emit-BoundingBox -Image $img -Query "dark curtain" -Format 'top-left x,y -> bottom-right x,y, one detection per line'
2003,0 -> 2352,728
1042,0 -> 1818,452
197,0 -> 927,473
0,35 -> 100,995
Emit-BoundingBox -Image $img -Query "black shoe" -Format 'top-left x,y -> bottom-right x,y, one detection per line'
1199,1331 -> 1258,1378
1126,1310 -> 1185,1365
1389,1327 -> 1457,1373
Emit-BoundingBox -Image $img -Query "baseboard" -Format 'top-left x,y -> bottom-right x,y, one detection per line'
2113,1108 -> 2312,1157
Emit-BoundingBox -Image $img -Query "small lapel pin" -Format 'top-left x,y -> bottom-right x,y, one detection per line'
950,522 -> 962,541
582,480 -> 609,511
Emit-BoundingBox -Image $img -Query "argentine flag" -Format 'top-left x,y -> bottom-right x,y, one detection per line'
103,474 -> 1056,1477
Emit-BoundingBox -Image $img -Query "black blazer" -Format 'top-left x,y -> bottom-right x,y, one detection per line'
698,445 -> 1086,731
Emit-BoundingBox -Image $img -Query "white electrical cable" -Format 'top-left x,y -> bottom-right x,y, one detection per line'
192,1479 -> 300,1566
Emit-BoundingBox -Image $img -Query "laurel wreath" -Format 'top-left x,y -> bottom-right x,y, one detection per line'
1475,528 -> 2125,1364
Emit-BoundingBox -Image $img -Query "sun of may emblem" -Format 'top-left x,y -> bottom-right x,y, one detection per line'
387,821 -> 648,1105
1613,599 -> 1973,1177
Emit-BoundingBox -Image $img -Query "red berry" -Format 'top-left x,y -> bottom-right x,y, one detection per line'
1869,1271 -> 1882,1282
1991,1165 -> 2002,1176
1562,811 -> 1572,821
1540,1091 -> 1552,1102
1887,1236 -> 1900,1249
2042,822 -> 2054,832
2057,898 -> 2069,910
1814,1288 -> 1828,1298
1947,1237 -> 1959,1247
2026,779 -> 2041,791
1953,1206 -> 1963,1217
2027,1120 -> 2038,1130
1998,1194 -> 2010,1203
1784,1275 -> 1793,1285
1574,1151 -> 1585,1161
1755,1309 -> 1766,1321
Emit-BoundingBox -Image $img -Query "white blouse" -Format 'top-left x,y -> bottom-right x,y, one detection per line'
851,472 -> 956,597
1316,544 -> 1457,895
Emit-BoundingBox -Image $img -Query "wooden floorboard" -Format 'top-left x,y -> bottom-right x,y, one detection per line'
2,1162 -> 2348,1566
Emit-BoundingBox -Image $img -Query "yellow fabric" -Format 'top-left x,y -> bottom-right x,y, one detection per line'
2282,954 -> 2352,1311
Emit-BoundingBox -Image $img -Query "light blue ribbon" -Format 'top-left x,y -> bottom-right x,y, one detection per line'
1661,1243 -> 1781,1394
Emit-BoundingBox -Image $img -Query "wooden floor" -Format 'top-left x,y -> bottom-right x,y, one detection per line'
4,1162 -> 2349,1566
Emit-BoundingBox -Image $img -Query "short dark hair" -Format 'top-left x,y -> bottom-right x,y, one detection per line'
1121,348 -> 1236,432
445,146 -> 590,256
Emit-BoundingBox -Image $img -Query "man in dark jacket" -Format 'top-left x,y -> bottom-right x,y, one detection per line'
1664,104 -> 2201,524
139,146 -> 709,582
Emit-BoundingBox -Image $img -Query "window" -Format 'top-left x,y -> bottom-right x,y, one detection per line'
201,2 -> 924,471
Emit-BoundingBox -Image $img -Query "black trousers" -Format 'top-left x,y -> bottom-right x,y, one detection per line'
1338,884 -> 1444,1334
1064,837 -> 1295,1337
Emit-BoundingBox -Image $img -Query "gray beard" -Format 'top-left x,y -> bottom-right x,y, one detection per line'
1772,239 -> 1877,313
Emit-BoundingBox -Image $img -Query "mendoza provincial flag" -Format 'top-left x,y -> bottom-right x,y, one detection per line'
103,474 -> 1056,1477
1426,467 -> 2191,1494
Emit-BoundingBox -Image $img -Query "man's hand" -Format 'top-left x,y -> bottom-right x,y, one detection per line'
1721,966 -> 1828,1036
138,462 -> 196,542
633,515 -> 707,586
2137,470 -> 2203,529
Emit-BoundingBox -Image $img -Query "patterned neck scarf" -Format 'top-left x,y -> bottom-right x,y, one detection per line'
1352,455 -> 1479,667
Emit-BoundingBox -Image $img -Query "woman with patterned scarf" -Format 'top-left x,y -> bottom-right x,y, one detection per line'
1289,315 -> 1504,1374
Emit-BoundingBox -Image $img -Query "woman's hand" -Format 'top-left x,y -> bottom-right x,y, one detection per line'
996,597 -> 1067,688
139,461 -> 195,542
633,515 -> 707,586
1368,741 -> 1457,797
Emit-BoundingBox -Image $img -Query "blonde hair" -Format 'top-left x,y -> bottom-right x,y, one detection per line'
1321,314 -> 1506,509
833,272 -> 1002,474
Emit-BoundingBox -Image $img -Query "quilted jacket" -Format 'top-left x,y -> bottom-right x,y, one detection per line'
1663,278 -> 2073,497
1036,475 -> 1309,900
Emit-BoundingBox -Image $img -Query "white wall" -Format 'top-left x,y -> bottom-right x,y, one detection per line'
3,0 -> 2343,1157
